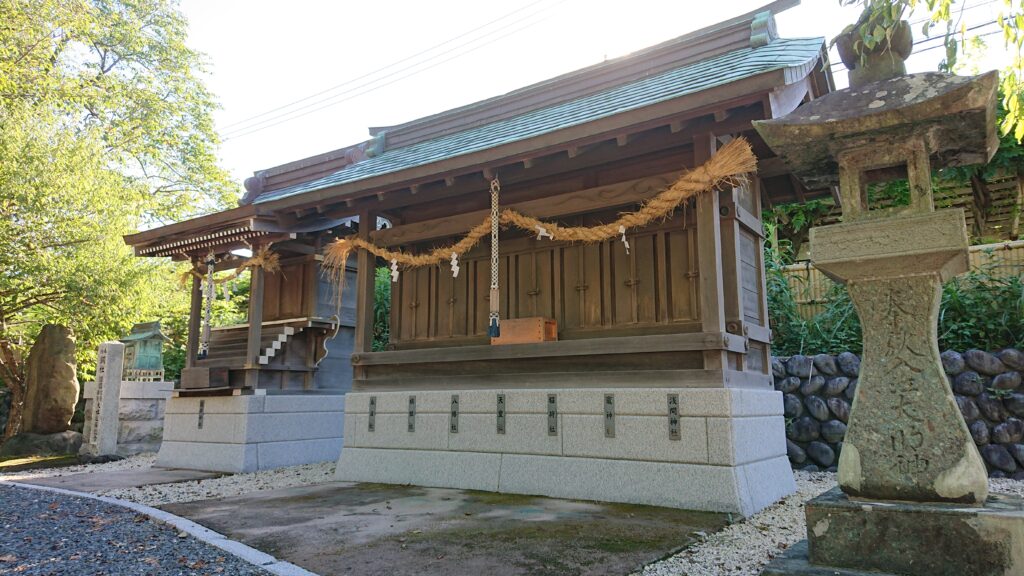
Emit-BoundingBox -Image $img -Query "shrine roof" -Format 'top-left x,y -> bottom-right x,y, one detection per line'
252,35 -> 825,206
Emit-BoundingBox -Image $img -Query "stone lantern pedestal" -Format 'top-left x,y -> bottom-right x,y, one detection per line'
755,70 -> 1024,575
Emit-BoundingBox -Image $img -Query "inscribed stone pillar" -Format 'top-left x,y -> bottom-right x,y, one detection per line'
80,342 -> 124,457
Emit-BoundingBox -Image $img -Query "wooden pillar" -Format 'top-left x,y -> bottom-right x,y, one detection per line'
694,133 -> 728,372
719,168 -> 748,373
185,271 -> 202,369
244,261 -> 265,388
353,209 -> 376,381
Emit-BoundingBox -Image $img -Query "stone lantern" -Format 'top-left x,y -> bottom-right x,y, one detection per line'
754,44 -> 1024,576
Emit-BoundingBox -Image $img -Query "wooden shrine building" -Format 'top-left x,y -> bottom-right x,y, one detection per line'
125,0 -> 834,504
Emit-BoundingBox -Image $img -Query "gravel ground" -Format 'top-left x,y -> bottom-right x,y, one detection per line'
99,462 -> 336,507
0,483 -> 269,576
637,471 -> 1024,576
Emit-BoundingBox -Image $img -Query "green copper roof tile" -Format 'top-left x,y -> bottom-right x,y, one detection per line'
256,36 -> 824,204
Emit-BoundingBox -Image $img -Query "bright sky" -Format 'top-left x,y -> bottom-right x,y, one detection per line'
179,0 -> 1012,196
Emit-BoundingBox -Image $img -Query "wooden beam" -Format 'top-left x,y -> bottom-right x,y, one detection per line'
185,273 -> 202,369
353,209 -> 377,378
244,263 -> 265,386
370,171 -> 682,246
694,133 -> 728,372
351,331 -> 746,366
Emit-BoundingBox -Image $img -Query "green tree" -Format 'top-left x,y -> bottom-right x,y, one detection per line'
0,0 -> 233,438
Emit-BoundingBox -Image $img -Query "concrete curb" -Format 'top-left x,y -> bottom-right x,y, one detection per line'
4,480 -> 318,576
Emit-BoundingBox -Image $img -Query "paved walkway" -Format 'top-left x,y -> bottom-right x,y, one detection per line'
0,483 -> 269,575
20,468 -> 220,493
162,481 -> 728,576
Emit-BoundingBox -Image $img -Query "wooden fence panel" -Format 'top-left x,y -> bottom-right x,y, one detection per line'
781,240 -> 1024,319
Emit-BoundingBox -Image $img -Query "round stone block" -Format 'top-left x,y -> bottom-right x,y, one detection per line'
813,354 -> 839,376
952,371 -> 985,396
827,397 -> 851,423
804,395 -> 830,422
964,349 -> 1007,377
836,352 -> 860,377
786,355 -> 813,378
940,350 -> 966,376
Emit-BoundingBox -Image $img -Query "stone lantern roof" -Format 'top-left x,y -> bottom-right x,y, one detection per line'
754,71 -> 999,191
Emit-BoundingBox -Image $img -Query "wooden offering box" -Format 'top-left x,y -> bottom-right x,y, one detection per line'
491,317 -> 558,345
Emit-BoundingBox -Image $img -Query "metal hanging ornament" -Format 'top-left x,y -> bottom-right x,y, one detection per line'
197,252 -> 216,359
488,175 -> 501,338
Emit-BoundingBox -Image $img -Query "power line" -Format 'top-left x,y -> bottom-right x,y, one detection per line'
908,0 -> 997,27
914,28 -> 1003,54
219,0 -> 560,135
223,0 -> 569,141
829,18 -> 1001,71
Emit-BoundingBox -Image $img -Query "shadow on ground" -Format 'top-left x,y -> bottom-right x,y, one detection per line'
162,482 -> 728,576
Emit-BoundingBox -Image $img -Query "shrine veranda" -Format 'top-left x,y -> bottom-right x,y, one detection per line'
124,1 -> 831,512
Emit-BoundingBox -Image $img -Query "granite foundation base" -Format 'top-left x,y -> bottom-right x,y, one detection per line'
335,388 -> 795,516
763,487 -> 1024,576
157,393 -> 345,473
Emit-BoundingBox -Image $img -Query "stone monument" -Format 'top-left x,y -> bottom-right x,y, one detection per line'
754,26 -> 1024,576
79,341 -> 124,457
22,324 -> 78,434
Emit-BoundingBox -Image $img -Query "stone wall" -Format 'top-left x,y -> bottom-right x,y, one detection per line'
83,380 -> 173,456
776,349 -> 1024,479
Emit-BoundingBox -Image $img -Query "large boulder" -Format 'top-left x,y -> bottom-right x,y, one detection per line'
21,325 -> 78,435
0,430 -> 82,457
